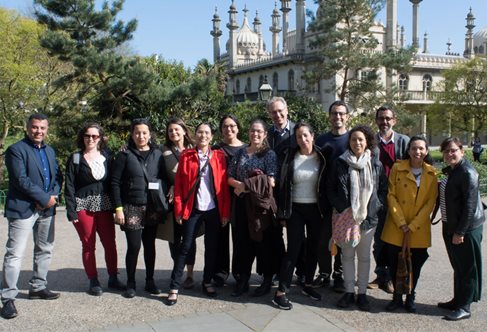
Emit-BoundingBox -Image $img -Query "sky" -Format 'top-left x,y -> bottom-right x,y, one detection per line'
1,0 -> 486,69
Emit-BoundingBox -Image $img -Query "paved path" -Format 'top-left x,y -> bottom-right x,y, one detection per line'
0,207 -> 485,331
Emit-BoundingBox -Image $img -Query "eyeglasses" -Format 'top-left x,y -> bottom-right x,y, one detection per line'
250,129 -> 265,134
222,124 -> 237,129
330,112 -> 347,117
442,148 -> 460,154
377,116 -> 394,122
84,134 -> 100,140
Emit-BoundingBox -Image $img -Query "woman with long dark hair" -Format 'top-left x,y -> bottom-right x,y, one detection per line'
111,118 -> 167,298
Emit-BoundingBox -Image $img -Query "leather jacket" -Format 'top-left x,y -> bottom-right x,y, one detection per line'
277,145 -> 326,220
443,158 -> 485,235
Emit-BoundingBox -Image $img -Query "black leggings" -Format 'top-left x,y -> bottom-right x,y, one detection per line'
124,224 -> 158,285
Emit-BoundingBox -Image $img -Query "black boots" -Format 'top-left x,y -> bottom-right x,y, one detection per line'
386,292 -> 404,311
405,292 -> 417,313
253,276 -> 272,297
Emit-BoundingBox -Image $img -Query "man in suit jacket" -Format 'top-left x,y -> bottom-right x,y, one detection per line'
1,114 -> 63,319
368,106 -> 410,294
267,96 -> 297,164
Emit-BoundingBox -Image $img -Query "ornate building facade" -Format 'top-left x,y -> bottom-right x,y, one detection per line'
211,0 -> 486,143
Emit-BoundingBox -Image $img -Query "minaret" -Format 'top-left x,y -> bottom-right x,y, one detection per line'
386,0 -> 397,49
280,0 -> 291,53
400,26 -> 405,48
423,32 -> 428,53
464,8 -> 475,58
226,1 -> 239,67
270,3 -> 282,56
210,7 -> 223,62
253,11 -> 264,55
446,39 -> 452,55
410,0 -> 422,48
295,0 -> 306,53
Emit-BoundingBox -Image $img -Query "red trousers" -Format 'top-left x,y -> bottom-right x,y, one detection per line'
73,210 -> 118,279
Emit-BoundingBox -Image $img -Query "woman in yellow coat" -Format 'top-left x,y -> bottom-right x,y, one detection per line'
381,135 -> 438,313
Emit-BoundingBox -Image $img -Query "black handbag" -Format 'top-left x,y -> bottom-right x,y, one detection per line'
138,159 -> 170,215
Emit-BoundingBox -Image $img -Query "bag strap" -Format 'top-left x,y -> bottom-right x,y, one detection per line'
401,232 -> 411,254
182,150 -> 211,205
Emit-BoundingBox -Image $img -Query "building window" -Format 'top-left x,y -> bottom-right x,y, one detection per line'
399,74 -> 409,91
479,45 -> 485,54
259,75 -> 264,88
422,74 -> 432,91
273,72 -> 279,94
288,70 -> 295,90
245,77 -> 252,92
236,79 -> 240,94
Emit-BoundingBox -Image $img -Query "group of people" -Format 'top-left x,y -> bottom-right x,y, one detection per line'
1,98 -> 484,323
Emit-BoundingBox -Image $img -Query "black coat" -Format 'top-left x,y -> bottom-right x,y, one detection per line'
111,146 -> 166,207
443,158 -> 485,235
327,152 -> 388,230
277,145 -> 326,220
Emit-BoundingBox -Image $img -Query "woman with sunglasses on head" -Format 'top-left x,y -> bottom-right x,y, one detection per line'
166,123 -> 230,305
438,137 -> 484,321
159,117 -> 197,290
212,114 -> 247,287
111,118 -> 167,298
382,135 -> 438,313
65,122 -> 126,296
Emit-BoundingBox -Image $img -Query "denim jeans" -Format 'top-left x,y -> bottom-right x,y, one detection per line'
1,212 -> 55,302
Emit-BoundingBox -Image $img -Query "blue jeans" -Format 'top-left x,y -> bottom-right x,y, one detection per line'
2,212 -> 55,302
169,208 -> 220,290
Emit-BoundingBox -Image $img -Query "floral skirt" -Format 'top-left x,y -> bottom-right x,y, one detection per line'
122,204 -> 162,231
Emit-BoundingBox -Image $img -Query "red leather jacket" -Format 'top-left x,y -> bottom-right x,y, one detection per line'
173,148 -> 230,222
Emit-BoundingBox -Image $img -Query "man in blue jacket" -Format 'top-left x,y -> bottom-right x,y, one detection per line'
1,113 -> 63,319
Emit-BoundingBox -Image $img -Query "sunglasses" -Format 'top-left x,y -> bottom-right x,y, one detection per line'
84,134 -> 100,140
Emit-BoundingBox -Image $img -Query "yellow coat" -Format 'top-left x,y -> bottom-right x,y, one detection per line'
381,159 -> 438,248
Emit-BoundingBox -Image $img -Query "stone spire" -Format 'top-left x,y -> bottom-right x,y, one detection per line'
295,0 -> 306,53
280,0 -> 291,53
270,2 -> 282,56
210,7 -> 223,62
386,0 -> 397,49
226,0 -> 239,67
464,7 -> 475,58
253,11 -> 265,55
423,32 -> 428,53
410,0 -> 422,49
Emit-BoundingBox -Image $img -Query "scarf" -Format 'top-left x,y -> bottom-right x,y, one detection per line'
340,149 -> 373,224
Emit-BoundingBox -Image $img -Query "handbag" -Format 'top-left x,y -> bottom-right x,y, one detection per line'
330,207 -> 361,249
138,159 -> 169,215
395,232 -> 413,295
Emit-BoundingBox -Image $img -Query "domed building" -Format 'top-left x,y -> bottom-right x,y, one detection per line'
211,0 -> 483,144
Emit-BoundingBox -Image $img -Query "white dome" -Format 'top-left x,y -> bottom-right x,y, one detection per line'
236,17 -> 259,56
473,26 -> 487,54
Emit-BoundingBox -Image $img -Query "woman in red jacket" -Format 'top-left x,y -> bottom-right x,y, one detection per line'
166,123 -> 231,305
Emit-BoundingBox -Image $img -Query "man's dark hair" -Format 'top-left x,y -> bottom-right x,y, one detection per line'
27,113 -> 48,127
375,106 -> 396,119
328,100 -> 349,114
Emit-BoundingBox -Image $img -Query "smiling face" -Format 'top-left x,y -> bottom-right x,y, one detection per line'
408,139 -> 428,165
267,100 -> 288,129
296,126 -> 314,153
329,105 -> 349,132
442,141 -> 464,167
349,130 -> 368,157
376,109 -> 396,136
83,127 -> 101,151
248,122 -> 267,147
167,123 -> 185,145
195,124 -> 213,148
27,119 -> 49,146
132,124 -> 151,150
221,117 -> 239,142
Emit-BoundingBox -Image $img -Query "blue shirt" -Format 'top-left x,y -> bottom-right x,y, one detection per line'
31,141 -> 51,192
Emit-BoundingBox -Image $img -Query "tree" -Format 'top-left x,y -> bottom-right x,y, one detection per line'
436,57 -> 487,139
34,0 -> 159,121
306,0 -> 413,112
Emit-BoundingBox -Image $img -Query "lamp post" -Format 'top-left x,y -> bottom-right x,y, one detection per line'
259,76 -> 273,101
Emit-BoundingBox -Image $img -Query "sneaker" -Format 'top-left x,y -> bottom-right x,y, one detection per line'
273,293 -> 293,310
367,277 -> 380,290
332,279 -> 346,293
337,292 -> 355,308
311,273 -> 330,288
302,286 -> 322,301
357,294 -> 371,311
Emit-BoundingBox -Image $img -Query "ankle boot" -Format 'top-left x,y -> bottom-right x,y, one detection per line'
89,278 -> 103,296
231,275 -> 250,297
108,274 -> 126,291
253,275 -> 272,297
405,292 -> 417,313
386,292 -> 404,311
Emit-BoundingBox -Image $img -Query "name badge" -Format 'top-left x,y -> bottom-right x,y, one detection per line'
148,182 -> 160,190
